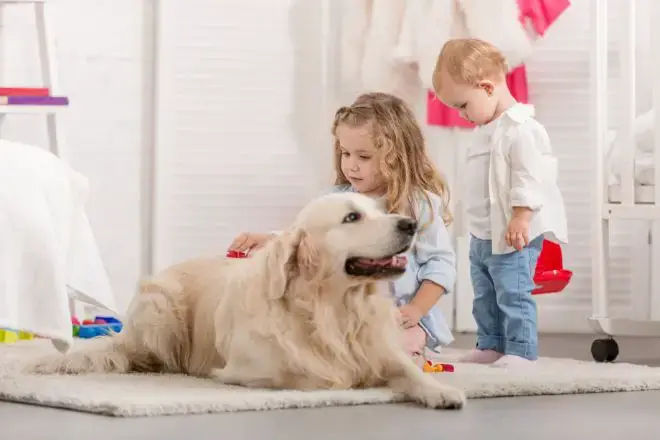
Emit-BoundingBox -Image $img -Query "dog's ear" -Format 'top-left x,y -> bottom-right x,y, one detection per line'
263,228 -> 327,299
263,228 -> 304,300
295,230 -> 322,280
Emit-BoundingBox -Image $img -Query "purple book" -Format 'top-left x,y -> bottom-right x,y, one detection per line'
0,96 -> 69,105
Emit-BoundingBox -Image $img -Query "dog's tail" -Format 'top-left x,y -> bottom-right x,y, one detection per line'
23,334 -> 133,375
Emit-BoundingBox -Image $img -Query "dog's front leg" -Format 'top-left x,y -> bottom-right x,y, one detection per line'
211,334 -> 284,389
212,363 -> 257,386
212,360 -> 285,389
386,350 -> 466,409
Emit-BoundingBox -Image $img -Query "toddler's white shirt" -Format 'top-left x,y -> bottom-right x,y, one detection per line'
465,103 -> 568,254
465,117 -> 499,240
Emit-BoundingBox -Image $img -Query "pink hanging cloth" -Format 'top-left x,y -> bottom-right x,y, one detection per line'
518,0 -> 571,37
426,0 -> 570,128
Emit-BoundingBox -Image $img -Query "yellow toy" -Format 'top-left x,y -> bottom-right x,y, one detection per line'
422,360 -> 455,373
0,329 -> 34,343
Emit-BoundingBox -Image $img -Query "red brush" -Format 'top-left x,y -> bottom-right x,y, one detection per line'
226,250 -> 249,259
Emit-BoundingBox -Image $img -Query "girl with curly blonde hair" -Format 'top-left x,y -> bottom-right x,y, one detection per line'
230,92 -> 456,357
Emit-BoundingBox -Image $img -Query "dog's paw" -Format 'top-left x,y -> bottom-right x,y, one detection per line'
413,385 -> 466,410
21,355 -> 68,375
210,367 -> 248,386
22,352 -> 99,375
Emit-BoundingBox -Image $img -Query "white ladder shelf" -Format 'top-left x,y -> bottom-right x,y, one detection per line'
0,0 -> 78,316
0,0 -> 66,157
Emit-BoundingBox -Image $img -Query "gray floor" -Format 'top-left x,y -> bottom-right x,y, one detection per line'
3,332 -> 660,439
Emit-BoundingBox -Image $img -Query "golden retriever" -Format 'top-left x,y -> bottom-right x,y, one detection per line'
25,192 -> 465,409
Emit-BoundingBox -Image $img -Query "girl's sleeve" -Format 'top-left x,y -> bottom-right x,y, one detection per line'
415,194 -> 456,294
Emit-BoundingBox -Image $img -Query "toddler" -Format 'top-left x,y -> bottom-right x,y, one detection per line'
229,92 -> 457,358
432,38 -> 568,366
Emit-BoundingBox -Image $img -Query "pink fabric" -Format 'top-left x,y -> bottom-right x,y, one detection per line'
427,65 -> 529,128
403,325 -> 427,356
517,0 -> 571,37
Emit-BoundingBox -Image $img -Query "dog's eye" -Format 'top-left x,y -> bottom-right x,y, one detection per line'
342,212 -> 361,224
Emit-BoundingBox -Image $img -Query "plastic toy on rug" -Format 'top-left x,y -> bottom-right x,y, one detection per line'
72,316 -> 123,339
226,250 -> 249,258
0,329 -> 34,343
422,360 -> 455,373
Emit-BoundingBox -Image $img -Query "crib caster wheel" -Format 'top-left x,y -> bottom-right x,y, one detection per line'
591,338 -> 619,363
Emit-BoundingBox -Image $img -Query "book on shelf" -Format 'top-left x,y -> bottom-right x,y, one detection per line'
0,87 -> 50,97
0,96 -> 68,106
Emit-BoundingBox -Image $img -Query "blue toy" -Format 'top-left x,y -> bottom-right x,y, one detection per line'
75,316 -> 123,339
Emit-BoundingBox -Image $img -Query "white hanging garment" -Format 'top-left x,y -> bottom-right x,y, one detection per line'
392,0 -> 427,64
339,0 -> 373,92
416,0 -> 455,90
456,0 -> 534,70
387,0 -> 432,104
340,0 -> 424,105
359,0 -> 406,91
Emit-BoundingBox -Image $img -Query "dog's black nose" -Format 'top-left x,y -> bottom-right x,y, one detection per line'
397,218 -> 417,236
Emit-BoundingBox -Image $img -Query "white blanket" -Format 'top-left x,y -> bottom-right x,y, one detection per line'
0,140 -> 116,353
606,110 -> 658,187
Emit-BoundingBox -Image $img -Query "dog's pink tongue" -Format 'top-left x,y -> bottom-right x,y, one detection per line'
356,255 -> 408,268
391,255 -> 407,267
372,256 -> 407,267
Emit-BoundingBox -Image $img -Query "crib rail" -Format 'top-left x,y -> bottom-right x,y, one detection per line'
650,0 -> 660,324
598,0 -> 660,219
591,0 -> 609,326
618,0 -> 635,206
592,0 -> 608,211
590,0 -> 660,352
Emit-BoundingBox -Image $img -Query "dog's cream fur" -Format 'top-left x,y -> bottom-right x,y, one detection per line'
26,192 -> 465,409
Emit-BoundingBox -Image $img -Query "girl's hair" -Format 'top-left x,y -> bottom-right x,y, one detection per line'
331,92 -> 453,226
432,38 -> 508,94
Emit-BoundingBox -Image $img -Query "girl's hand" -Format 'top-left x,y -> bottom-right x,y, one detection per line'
399,304 -> 424,329
228,232 -> 276,253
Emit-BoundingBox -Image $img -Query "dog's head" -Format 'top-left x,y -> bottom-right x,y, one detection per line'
259,192 -> 417,298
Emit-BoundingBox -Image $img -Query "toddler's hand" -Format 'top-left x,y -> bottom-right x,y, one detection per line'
228,232 -> 276,253
399,304 -> 424,329
506,216 -> 530,251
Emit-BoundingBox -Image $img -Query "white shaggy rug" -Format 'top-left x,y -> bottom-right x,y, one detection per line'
1,340 -> 660,417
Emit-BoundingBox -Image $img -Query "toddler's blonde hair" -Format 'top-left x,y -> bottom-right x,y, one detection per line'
432,38 -> 508,94
331,92 -> 452,226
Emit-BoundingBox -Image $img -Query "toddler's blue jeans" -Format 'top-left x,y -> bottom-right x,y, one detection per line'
469,235 -> 544,360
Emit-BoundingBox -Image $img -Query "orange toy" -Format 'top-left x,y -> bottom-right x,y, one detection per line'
422,360 -> 455,373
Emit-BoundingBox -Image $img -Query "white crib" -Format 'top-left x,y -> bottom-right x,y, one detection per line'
590,0 -> 660,361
